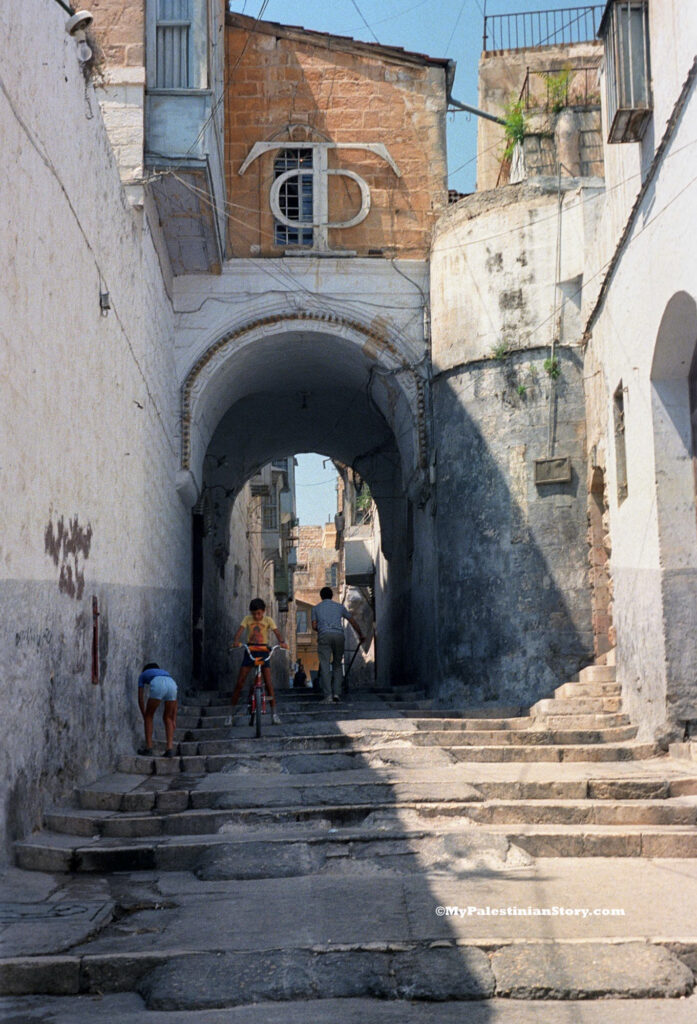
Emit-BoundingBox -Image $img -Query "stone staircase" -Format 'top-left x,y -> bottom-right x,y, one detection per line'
4,665 -> 697,1020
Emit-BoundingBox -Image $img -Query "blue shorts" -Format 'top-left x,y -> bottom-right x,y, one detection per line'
242,646 -> 270,667
146,675 -> 178,701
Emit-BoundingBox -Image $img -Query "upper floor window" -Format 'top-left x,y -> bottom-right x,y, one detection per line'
600,0 -> 652,143
154,0 -> 193,89
262,493 -> 278,531
273,148 -> 314,248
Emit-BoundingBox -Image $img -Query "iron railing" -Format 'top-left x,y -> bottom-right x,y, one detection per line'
483,5 -> 604,52
519,62 -> 602,111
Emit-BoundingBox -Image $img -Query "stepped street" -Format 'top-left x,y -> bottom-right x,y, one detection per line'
3,668 -> 697,1020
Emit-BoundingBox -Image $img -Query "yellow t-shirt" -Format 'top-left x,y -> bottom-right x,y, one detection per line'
241,614 -> 277,647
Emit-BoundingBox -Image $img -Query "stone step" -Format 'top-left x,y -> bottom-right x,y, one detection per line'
532,714 -> 630,730
401,713 -> 528,726
1,941 -> 693,1006
75,774 -> 696,813
44,793 -> 697,840
554,682 -> 622,699
184,691 -> 427,709
530,697 -> 623,716
114,740 -> 659,775
446,743 -> 657,763
15,816 -> 697,876
578,665 -> 616,683
409,726 -> 638,744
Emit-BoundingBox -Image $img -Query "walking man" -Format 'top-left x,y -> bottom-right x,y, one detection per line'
312,587 -> 365,703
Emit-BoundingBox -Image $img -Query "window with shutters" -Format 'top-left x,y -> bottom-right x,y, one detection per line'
155,0 -> 193,89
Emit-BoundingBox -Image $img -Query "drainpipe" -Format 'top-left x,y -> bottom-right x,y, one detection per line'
447,96 -> 505,125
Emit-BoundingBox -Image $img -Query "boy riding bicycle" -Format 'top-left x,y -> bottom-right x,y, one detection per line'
229,598 -> 287,725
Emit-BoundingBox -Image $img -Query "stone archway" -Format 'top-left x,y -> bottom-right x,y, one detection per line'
176,312 -> 428,509
177,313 -> 437,691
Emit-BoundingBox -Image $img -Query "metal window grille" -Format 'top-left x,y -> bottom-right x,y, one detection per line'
274,148 -> 314,247
600,0 -> 652,142
262,494 -> 278,531
156,0 -> 192,89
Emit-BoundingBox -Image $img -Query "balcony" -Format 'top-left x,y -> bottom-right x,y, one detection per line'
145,0 -> 226,273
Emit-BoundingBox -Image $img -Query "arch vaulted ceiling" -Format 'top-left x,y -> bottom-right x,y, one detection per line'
177,314 -> 428,515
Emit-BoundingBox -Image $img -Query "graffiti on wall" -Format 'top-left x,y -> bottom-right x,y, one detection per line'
44,514 -> 93,600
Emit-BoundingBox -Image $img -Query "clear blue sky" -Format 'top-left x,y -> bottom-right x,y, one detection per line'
229,0 -> 603,193
294,453 -> 340,526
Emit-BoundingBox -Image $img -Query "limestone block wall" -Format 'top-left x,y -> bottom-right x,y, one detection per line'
430,184 -> 596,704
90,0 -> 147,183
477,43 -> 602,191
0,3 -> 186,859
224,13 -> 449,258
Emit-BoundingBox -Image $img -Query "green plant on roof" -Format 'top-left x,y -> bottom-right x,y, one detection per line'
491,341 -> 510,361
544,67 -> 572,114
502,97 -> 527,162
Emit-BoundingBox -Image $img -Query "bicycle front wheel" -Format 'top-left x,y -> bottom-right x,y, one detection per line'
254,682 -> 263,738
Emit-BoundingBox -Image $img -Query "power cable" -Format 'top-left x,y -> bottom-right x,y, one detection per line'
445,0 -> 468,54
348,0 -> 380,44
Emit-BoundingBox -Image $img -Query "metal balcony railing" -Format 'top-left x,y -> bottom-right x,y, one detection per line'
483,6 -> 604,52
519,62 -> 602,111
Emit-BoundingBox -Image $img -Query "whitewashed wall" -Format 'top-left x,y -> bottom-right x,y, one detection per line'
0,2 -> 187,859
583,2 -> 697,739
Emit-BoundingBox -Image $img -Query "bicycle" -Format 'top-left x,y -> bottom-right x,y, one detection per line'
239,644 -> 283,738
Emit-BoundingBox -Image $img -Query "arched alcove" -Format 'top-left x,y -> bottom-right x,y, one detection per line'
650,290 -> 697,730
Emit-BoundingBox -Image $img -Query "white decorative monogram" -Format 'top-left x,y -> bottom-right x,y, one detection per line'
239,142 -> 401,253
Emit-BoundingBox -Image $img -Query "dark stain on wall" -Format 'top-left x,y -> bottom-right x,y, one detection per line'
44,514 -> 93,600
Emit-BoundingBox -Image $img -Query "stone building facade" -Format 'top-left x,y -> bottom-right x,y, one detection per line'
2,0 -> 696,859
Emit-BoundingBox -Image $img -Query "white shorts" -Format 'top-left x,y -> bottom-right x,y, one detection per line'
147,675 -> 178,702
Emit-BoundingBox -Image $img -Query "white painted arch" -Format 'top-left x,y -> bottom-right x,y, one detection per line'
178,311 -> 428,506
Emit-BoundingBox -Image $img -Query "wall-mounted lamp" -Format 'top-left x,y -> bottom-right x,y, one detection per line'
99,289 -> 110,316
65,10 -> 94,63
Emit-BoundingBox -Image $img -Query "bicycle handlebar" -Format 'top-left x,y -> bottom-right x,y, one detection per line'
238,643 -> 287,663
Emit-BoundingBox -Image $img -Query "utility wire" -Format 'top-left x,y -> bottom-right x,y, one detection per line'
348,0 -> 380,44
445,0 -> 468,54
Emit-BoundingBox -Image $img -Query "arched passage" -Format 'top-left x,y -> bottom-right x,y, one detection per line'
180,315 -> 437,691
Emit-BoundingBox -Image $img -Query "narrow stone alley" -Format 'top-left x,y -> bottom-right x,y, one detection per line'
3,666 -> 697,1020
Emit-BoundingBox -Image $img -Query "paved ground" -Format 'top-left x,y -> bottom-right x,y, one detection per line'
2,993 -> 697,1023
